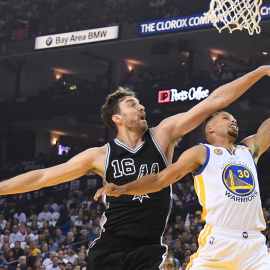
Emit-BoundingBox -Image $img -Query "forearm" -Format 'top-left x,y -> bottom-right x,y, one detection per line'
121,162 -> 186,195
213,66 -> 268,107
0,170 -> 44,195
120,174 -> 163,195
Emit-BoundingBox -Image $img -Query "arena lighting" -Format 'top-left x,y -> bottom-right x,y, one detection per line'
262,52 -> 268,55
125,59 -> 145,71
52,138 -> 58,146
55,73 -> 61,80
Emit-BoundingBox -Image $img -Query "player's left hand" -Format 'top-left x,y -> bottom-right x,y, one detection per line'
94,183 -> 123,200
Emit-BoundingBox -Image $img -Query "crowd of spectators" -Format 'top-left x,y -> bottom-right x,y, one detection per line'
0,173 -> 270,270
0,0 -> 211,42
0,0 -> 71,42
1,0 -> 270,42
0,188 -> 106,270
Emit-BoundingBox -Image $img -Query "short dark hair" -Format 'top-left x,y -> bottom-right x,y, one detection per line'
166,255 -> 176,267
101,87 -> 136,134
202,111 -> 226,142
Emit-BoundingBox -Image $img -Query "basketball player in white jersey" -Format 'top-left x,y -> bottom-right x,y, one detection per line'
94,112 -> 270,269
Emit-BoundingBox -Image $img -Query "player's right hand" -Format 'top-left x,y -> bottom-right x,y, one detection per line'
94,183 -> 123,200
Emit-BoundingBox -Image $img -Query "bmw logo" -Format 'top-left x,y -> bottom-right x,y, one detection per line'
46,37 -> 53,46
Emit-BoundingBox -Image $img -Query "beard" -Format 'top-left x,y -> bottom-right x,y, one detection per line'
127,120 -> 148,134
227,130 -> 238,139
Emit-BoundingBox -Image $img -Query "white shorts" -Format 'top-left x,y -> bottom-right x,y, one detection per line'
187,224 -> 270,270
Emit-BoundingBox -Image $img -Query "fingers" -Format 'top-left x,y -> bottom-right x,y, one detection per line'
94,188 -> 105,201
94,184 -> 118,200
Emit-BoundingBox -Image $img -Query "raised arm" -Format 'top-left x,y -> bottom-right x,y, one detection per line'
94,145 -> 206,200
154,66 -> 270,143
0,146 -> 106,195
242,118 -> 270,163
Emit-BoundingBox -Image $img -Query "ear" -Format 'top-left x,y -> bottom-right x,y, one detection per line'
112,114 -> 121,124
206,125 -> 214,134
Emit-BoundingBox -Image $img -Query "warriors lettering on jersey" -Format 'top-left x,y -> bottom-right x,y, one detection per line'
221,159 -> 257,203
225,190 -> 258,202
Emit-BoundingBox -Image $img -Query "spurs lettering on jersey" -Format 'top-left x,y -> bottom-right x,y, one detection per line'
111,159 -> 160,202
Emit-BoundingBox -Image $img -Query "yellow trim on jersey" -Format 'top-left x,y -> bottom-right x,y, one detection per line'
187,224 -> 212,269
195,174 -> 207,221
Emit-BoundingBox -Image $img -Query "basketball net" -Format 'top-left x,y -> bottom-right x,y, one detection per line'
204,0 -> 263,35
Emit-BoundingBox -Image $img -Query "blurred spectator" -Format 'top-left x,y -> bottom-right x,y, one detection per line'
43,251 -> 57,269
60,233 -> 74,249
33,258 -> 42,270
0,251 -> 8,266
13,208 -> 26,225
73,252 -> 87,269
64,246 -> 77,264
58,261 -> 65,270
1,243 -> 10,259
10,225 -> 23,244
172,238 -> 185,263
54,229 -> 66,247
48,198 -> 59,213
0,215 -> 7,231
162,255 -> 178,270
30,222 -> 38,236
194,211 -> 205,228
47,256 -> 60,270
48,237 -> 58,252
10,241 -> 24,260
55,208 -> 72,236
23,227 -> 37,242
57,250 -> 68,265
17,256 -> 28,270
29,241 -> 40,257
64,262 -> 72,270
6,249 -> 17,270
37,205 -> 52,222
39,242 -> 49,262
23,245 -> 36,269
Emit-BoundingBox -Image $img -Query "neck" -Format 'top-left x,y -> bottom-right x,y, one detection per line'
209,137 -> 236,151
209,136 -> 236,151
116,131 -> 144,149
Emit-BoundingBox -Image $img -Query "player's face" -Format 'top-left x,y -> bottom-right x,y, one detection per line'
212,112 -> 238,140
163,257 -> 177,270
117,96 -> 147,133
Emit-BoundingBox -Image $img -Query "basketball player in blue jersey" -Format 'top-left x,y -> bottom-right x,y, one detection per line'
1,66 -> 270,270
95,112 -> 270,269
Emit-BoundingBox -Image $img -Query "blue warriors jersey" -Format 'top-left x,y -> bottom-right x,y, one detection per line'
101,128 -> 172,244
194,143 -> 265,230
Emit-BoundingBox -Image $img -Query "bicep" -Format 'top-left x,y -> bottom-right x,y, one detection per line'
156,96 -> 221,141
242,118 -> 270,159
41,147 -> 103,187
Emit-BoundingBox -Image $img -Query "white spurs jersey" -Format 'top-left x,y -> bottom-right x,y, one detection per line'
194,143 -> 265,231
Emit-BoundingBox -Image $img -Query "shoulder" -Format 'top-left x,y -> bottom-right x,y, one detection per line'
82,145 -> 107,156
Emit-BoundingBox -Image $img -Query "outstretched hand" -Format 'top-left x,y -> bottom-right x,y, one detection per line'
94,183 -> 123,201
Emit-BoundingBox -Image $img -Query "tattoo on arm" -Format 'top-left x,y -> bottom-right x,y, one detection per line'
176,174 -> 182,180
